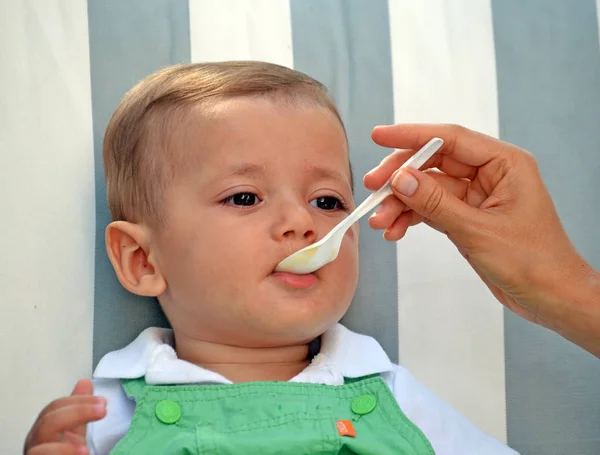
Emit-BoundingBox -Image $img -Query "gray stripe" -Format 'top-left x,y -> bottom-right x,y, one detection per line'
89,0 -> 189,367
492,1 -> 600,452
290,0 -> 398,362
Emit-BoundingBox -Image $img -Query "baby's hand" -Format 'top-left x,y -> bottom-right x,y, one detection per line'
24,379 -> 106,455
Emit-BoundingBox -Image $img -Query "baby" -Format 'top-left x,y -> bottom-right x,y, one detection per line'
24,62 -> 517,455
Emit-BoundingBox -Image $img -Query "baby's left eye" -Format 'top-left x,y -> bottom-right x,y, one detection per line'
310,196 -> 345,211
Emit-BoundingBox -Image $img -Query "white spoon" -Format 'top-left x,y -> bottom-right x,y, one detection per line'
275,137 -> 444,275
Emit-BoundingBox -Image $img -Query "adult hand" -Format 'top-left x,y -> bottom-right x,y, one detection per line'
24,379 -> 106,455
365,124 -> 600,357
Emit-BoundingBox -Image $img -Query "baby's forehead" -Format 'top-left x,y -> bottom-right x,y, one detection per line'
183,95 -> 342,125
171,97 -> 349,157
157,96 -> 351,187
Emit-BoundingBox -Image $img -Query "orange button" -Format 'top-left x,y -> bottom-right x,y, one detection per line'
336,420 -> 356,437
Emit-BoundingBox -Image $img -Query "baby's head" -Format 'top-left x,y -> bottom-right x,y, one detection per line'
103,62 -> 359,348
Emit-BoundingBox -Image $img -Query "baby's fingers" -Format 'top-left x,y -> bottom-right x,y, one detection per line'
63,431 -> 86,446
71,379 -> 94,397
39,396 -> 102,419
69,379 -> 95,439
27,442 -> 89,455
33,403 -> 106,446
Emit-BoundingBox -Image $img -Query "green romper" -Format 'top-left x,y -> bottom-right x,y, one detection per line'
109,375 -> 435,454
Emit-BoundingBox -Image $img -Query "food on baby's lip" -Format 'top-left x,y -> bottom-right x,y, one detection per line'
276,247 -> 318,271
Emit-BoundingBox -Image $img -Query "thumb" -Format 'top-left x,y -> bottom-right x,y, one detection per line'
390,168 -> 478,234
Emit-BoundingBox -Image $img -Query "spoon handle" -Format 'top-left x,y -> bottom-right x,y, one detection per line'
341,137 -> 444,229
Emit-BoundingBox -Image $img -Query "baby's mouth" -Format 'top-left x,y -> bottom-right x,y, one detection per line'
271,270 -> 319,288
271,252 -> 320,287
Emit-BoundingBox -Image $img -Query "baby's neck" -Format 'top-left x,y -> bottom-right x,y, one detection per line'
174,333 -> 311,383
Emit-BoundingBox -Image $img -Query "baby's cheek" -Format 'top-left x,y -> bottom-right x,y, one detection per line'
348,222 -> 359,239
343,224 -> 359,250
338,235 -> 359,284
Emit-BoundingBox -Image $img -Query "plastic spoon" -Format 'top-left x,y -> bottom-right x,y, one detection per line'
275,137 -> 444,275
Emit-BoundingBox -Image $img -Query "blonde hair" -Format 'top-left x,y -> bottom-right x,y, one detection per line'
103,61 -> 346,225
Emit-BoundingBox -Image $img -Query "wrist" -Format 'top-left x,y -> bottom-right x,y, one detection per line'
535,256 -> 600,356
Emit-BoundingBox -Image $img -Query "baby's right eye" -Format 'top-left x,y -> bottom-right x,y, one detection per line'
222,192 -> 261,207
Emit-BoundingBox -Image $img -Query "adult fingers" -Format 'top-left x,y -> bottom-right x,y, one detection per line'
368,194 -> 405,230
371,171 -> 470,233
371,123 -> 506,167
364,147 -> 478,192
389,167 -> 482,235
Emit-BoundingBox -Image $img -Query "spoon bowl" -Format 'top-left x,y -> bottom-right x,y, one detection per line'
275,137 -> 444,274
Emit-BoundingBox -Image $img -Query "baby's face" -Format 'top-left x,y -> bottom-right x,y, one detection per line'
150,97 -> 358,347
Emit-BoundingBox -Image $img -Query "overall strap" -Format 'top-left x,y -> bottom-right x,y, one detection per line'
120,377 -> 147,401
343,373 -> 381,385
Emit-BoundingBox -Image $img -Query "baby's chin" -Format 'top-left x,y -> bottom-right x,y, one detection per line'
240,285 -> 353,344
187,307 -> 343,349
242,304 -> 348,347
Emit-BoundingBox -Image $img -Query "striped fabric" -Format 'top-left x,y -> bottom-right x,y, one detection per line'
2,1 -> 599,454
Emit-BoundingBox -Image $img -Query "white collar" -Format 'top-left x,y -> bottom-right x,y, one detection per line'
93,323 -> 394,386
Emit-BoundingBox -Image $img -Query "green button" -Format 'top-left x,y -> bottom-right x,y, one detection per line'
155,400 -> 181,424
351,394 -> 377,416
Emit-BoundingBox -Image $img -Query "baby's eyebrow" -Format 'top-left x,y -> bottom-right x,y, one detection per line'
222,163 -> 268,178
216,162 -> 349,184
305,164 -> 349,184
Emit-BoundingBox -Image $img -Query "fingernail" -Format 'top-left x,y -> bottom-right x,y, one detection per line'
392,170 -> 418,196
94,404 -> 106,414
369,206 -> 382,221
77,446 -> 90,455
95,396 -> 107,406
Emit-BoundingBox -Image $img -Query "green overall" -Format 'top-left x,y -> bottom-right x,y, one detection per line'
110,375 -> 435,454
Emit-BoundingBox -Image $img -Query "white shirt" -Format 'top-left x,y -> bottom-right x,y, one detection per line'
88,324 -> 518,455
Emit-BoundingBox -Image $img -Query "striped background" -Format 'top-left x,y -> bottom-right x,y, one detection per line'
2,1 -> 599,453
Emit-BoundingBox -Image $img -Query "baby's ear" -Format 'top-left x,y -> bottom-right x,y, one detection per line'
105,221 -> 166,297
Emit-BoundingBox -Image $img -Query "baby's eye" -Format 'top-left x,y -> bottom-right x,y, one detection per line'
223,192 -> 261,207
310,196 -> 345,211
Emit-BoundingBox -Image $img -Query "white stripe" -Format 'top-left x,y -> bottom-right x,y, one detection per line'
388,0 -> 507,442
0,1 -> 95,452
189,0 -> 293,67
597,0 -> 600,51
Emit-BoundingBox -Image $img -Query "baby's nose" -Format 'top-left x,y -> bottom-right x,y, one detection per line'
274,203 -> 318,243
